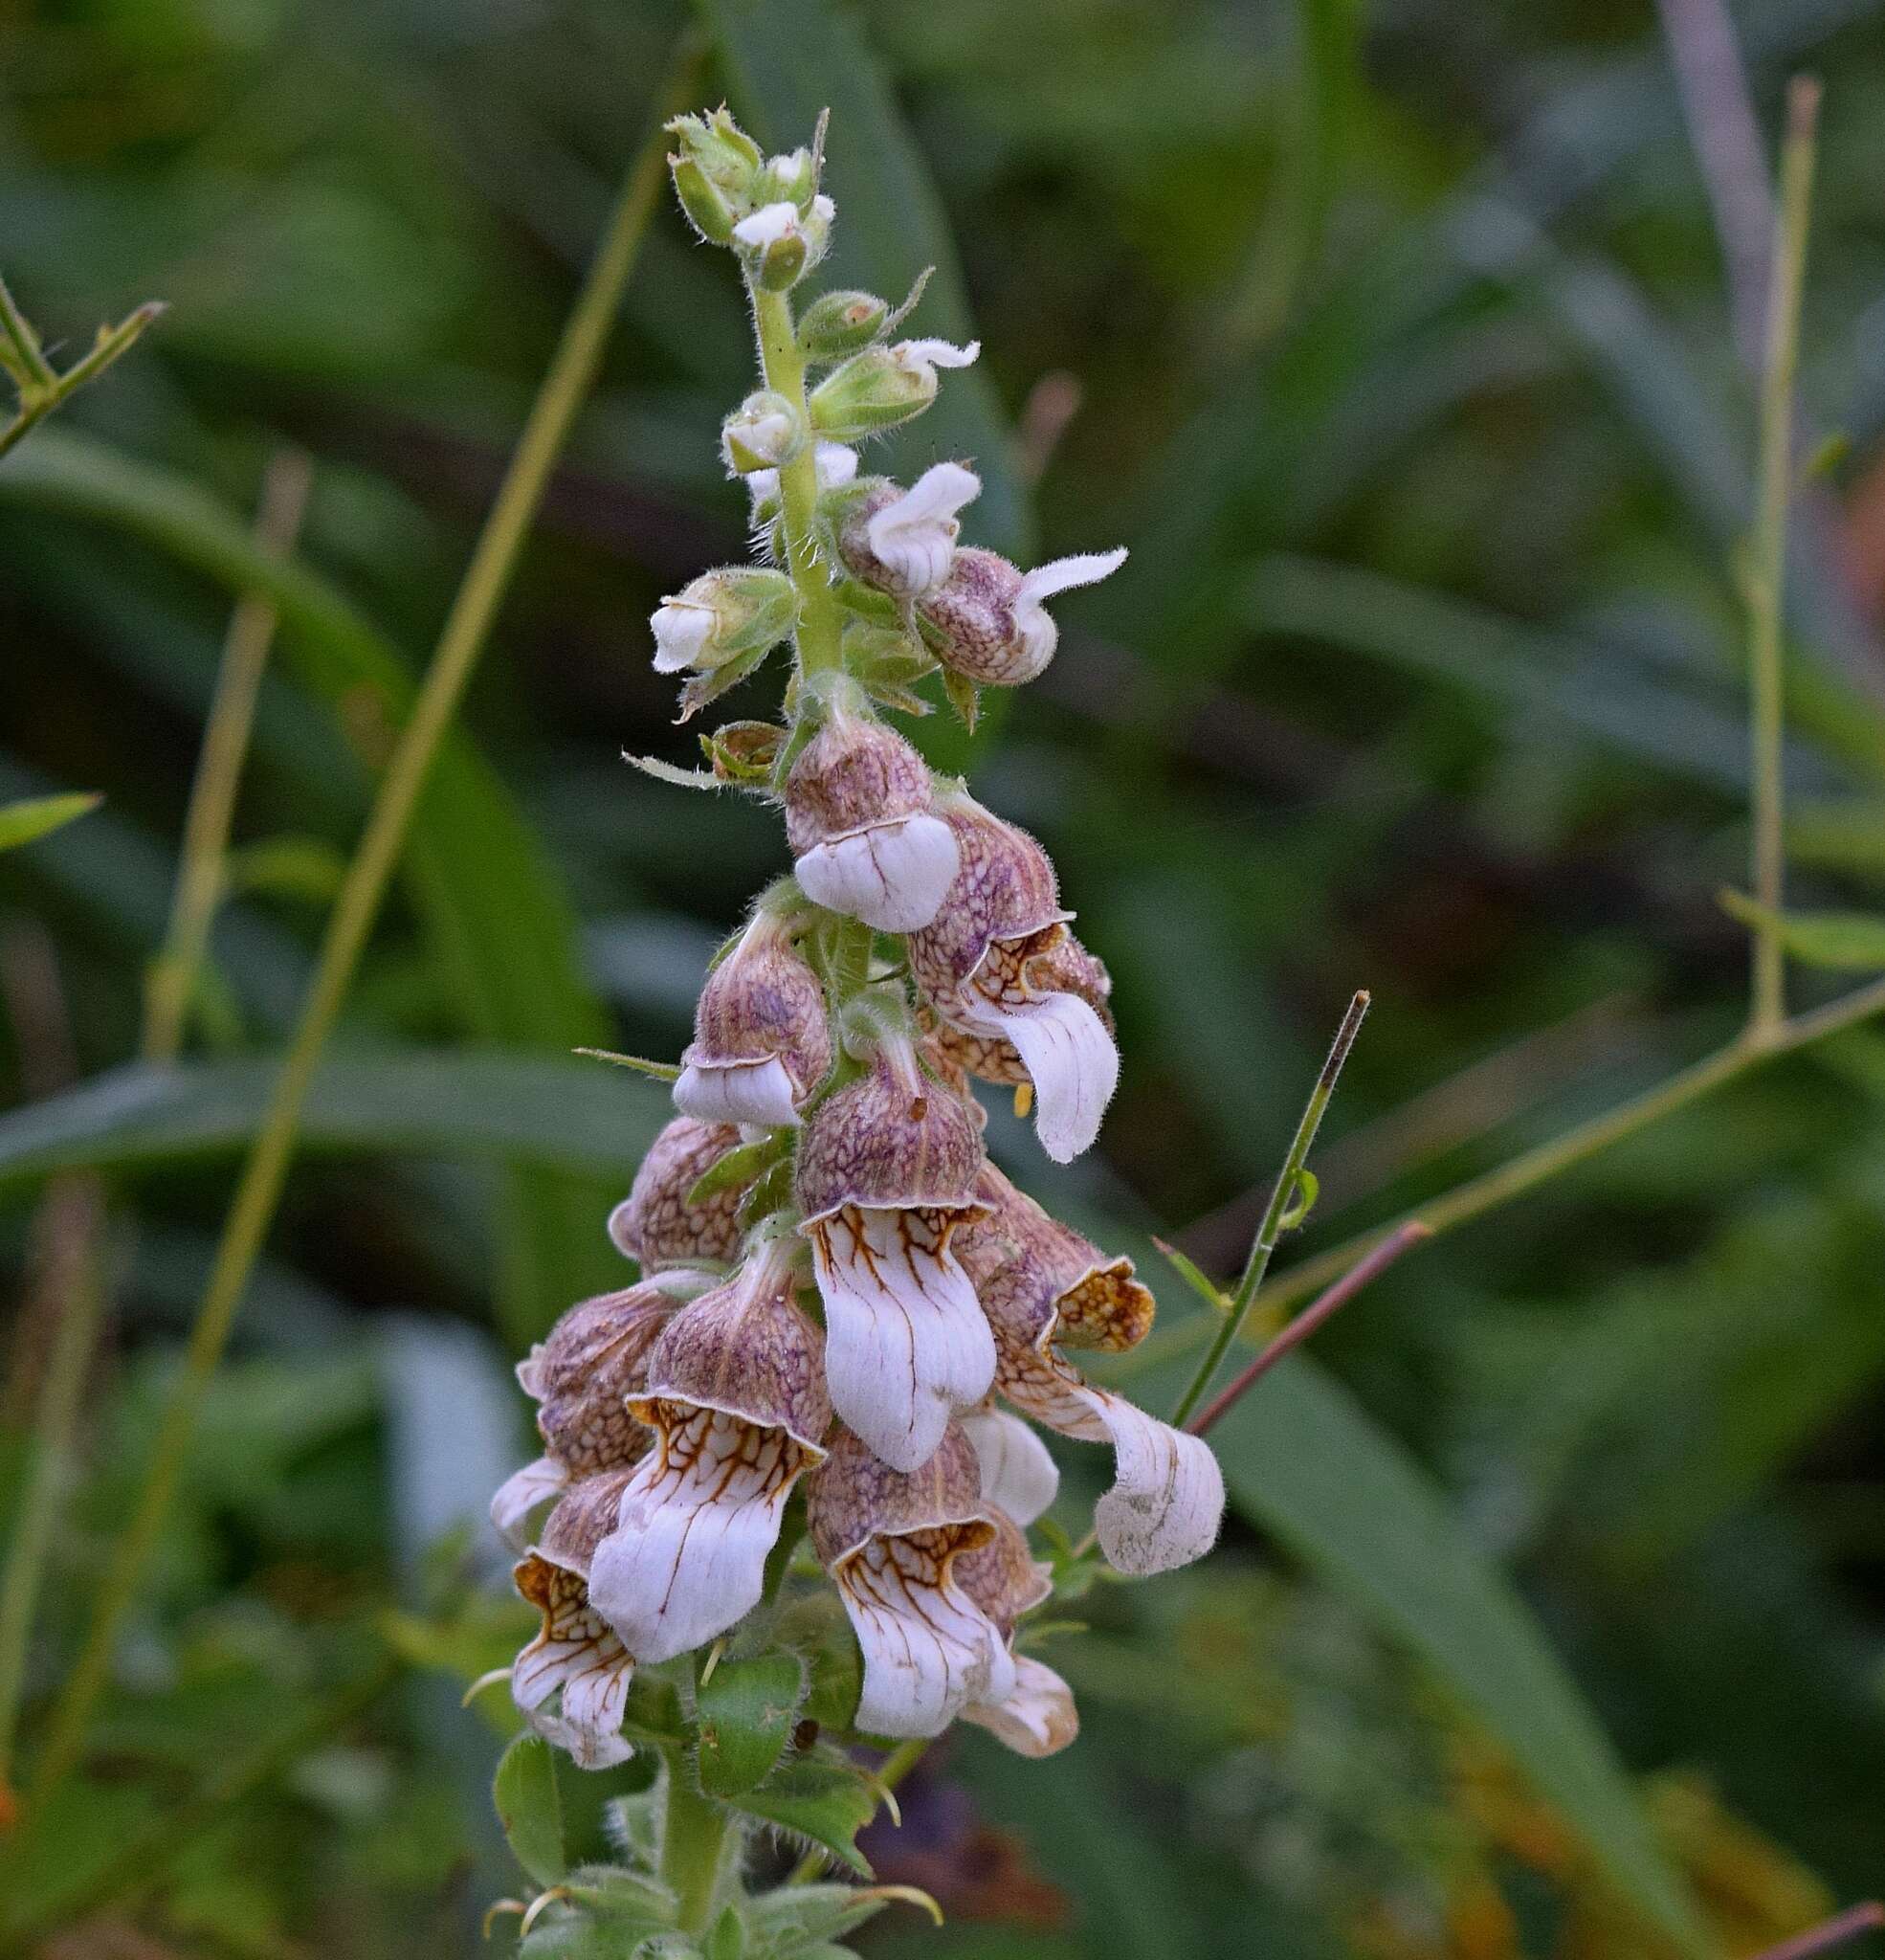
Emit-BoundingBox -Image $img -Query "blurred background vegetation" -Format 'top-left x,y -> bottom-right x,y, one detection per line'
3,0 -> 1885,1953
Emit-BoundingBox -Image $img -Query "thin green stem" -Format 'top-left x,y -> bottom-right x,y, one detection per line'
26,74 -> 684,1803
143,449 -> 312,1063
749,285 -> 845,678
1173,970 -> 1885,1345
1746,76 -> 1819,1040
0,299 -> 164,463
1168,990 -> 1369,1428
662,1757 -> 732,1933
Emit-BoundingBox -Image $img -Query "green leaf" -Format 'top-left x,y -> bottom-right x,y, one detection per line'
0,1050 -> 669,1192
1719,889 -> 1885,970
729,1760 -> 876,1878
0,789 -> 101,851
1211,1355 -> 1708,1953
694,1651 -> 806,1796
685,1134 -> 785,1209
494,1732 -> 567,1888
745,1882 -> 888,1954
1151,1236 -> 1229,1312
225,834 -> 348,904
0,431 -> 620,1346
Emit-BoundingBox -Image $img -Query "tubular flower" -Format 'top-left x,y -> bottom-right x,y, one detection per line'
919,546 -> 1126,687
958,1167 -> 1224,1575
608,1116 -> 752,1273
956,1509 -> 1078,1757
674,914 -> 832,1127
836,462 -> 982,600
783,703 -> 960,933
795,1042 -> 995,1471
491,1279 -> 689,1548
908,794 -> 1119,1164
808,1423 -> 1013,1738
511,1470 -> 641,1770
588,1237 -> 832,1663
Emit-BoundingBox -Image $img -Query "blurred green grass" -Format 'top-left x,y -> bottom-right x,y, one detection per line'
6,0 -> 1885,1954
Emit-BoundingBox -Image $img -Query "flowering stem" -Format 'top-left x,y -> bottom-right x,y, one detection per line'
1745,76 -> 1819,1042
748,286 -> 846,679
143,449 -> 312,1062
662,1758 -> 732,1932
1186,1219 -> 1430,1438
26,78 -> 683,1805
1750,1904 -> 1885,1960
1168,990 -> 1369,1428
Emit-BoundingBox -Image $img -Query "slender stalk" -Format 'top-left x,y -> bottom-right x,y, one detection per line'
748,286 -> 845,677
1202,968 -> 1885,1335
1187,1220 -> 1431,1438
1750,1904 -> 1885,1960
1746,77 -> 1819,1041
1168,990 -> 1368,1428
143,449 -> 313,1062
27,75 -> 684,1803
0,298 -> 164,463
663,1758 -> 732,1933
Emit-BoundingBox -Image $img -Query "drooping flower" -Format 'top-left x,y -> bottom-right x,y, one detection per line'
511,1470 -> 641,1770
837,462 -> 982,600
784,702 -> 959,933
958,1166 -> 1223,1575
920,546 -> 1126,687
588,1236 -> 832,1662
955,1508 -> 1078,1756
490,1279 -> 689,1548
922,933 -> 1114,1107
608,1116 -> 752,1274
808,1422 -> 1013,1738
674,913 -> 832,1127
795,1041 -> 994,1471
907,794 -> 1119,1163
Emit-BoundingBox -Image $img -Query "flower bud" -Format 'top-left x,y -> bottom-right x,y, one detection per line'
666,108 -> 763,199
721,390 -> 804,474
836,463 -> 982,600
669,156 -> 736,244
674,916 -> 833,1127
732,200 -> 809,290
797,288 -> 891,361
651,565 -> 796,675
609,1116 -> 752,1271
760,147 -> 818,210
809,338 -> 978,440
919,546 -> 1127,687
784,704 -> 959,932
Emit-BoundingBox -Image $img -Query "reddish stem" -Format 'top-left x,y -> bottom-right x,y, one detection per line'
1750,1904 -> 1885,1960
1186,1219 -> 1432,1438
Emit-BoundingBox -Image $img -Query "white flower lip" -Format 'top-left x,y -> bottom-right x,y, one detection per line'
953,986 -> 1119,1164
809,1205 -> 996,1472
962,1652 -> 1078,1757
896,337 -> 980,374
866,462 -> 983,597
793,812 -> 960,933
1012,546 -> 1127,675
491,1455 -> 568,1550
511,1555 -> 636,1770
732,200 -> 802,249
961,1406 -> 1058,1526
674,1055 -> 804,1128
650,599 -> 715,674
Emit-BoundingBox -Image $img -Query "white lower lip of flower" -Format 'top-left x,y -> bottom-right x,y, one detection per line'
511,1564 -> 636,1770
809,1205 -> 995,1473
674,1056 -> 804,1127
587,1407 -> 809,1664
491,1454 -> 569,1550
732,199 -> 801,250
951,989 -> 1118,1163
836,1529 -> 1014,1737
651,601 -> 715,674
960,1407 -> 1058,1526
1000,1351 -> 1223,1575
962,1653 -> 1079,1757
866,462 -> 982,596
794,813 -> 960,933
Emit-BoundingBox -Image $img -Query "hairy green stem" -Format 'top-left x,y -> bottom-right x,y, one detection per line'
27,78 -> 682,1803
1746,77 -> 1819,1040
749,285 -> 845,678
663,1760 -> 732,1933
0,296 -> 163,462
1169,990 -> 1369,1427
0,272 -> 55,391
143,450 -> 312,1062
